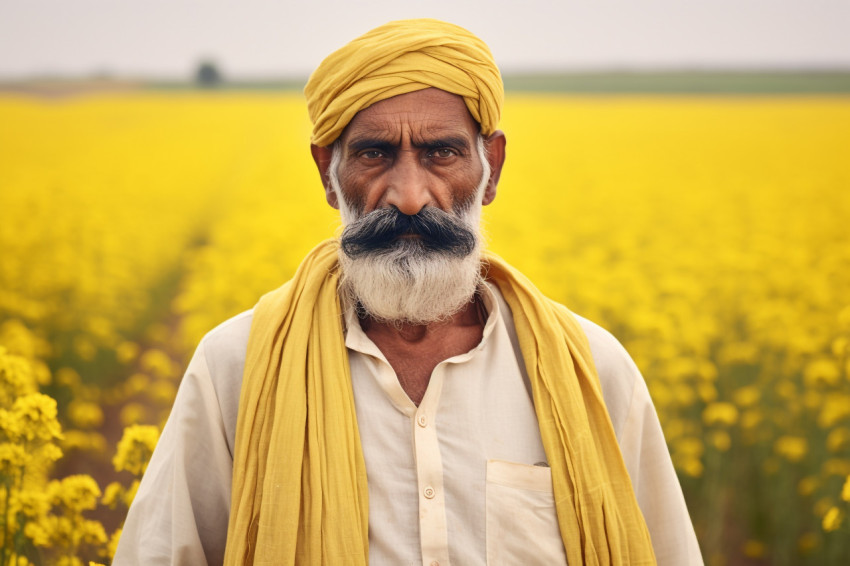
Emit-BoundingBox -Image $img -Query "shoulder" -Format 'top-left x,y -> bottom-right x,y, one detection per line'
571,313 -> 642,441
196,309 -> 254,445
200,309 -> 254,372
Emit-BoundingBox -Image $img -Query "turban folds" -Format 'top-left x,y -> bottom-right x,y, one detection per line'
304,18 -> 504,147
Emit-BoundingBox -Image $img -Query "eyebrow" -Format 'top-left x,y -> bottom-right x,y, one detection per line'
417,136 -> 471,152
347,138 -> 395,154
346,135 -> 472,154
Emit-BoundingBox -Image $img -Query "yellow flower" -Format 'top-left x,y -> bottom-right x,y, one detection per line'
67,400 -> 105,429
839,305 -> 850,332
842,475 -> 850,502
0,319 -> 49,359
674,384 -> 696,407
0,410 -> 23,438
101,481 -> 124,509
149,380 -> 178,404
140,349 -> 176,379
774,436 -> 808,462
73,335 -> 97,362
827,427 -> 850,452
679,458 -> 704,478
0,347 -> 37,405
24,519 -> 51,547
78,520 -> 108,546
709,430 -> 731,452
804,357 -> 841,386
675,437 -> 705,458
54,367 -> 81,387
40,442 -> 63,463
124,479 -> 141,507
697,360 -> 718,381
61,430 -> 107,453
697,382 -> 717,403
8,393 -> 63,444
14,488 -> 51,519
115,341 -> 140,364
123,373 -> 150,395
106,528 -> 122,559
119,403 -> 149,427
822,506 -> 843,532
702,402 -> 738,427
740,409 -> 763,431
113,424 -> 160,476
50,475 -> 102,512
732,385 -> 760,408
819,394 -> 850,429
832,336 -> 848,357
0,442 -> 31,478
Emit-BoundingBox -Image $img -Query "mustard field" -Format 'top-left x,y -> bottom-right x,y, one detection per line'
1,92 -> 849,565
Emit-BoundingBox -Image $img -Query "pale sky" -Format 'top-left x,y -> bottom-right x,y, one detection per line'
1,0 -> 849,79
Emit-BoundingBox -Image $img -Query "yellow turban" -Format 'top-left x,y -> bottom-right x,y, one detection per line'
304,18 -> 504,147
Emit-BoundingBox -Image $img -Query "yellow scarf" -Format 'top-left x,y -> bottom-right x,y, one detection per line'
224,240 -> 656,565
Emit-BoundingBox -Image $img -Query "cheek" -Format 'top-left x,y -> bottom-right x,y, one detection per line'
449,165 -> 485,210
337,169 -> 371,214
450,186 -> 478,211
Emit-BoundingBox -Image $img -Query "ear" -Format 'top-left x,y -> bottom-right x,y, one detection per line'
481,130 -> 506,206
310,143 -> 339,209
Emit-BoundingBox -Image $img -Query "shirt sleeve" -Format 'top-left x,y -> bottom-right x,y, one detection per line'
112,340 -> 233,566
617,356 -> 704,566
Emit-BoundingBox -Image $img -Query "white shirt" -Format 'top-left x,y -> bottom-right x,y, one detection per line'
114,283 -> 702,565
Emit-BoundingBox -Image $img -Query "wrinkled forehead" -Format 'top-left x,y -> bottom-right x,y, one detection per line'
339,88 -> 481,147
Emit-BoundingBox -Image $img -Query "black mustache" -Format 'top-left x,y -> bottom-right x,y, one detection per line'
340,207 -> 477,259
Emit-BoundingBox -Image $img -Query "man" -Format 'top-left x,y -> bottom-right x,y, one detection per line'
114,18 -> 702,566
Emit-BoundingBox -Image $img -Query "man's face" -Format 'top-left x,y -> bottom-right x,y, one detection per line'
332,88 -> 492,218
310,88 -> 505,324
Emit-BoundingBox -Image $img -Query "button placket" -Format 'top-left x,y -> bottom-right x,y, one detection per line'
414,368 -> 450,566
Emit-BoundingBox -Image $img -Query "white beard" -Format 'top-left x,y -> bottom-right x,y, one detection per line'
330,138 -> 490,325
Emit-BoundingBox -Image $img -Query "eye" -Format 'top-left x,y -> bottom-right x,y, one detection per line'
429,147 -> 457,159
360,150 -> 385,159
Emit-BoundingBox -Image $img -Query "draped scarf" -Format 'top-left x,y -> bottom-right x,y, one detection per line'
224,239 -> 656,565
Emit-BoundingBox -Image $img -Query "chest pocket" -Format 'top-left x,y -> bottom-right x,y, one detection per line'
485,460 -> 569,566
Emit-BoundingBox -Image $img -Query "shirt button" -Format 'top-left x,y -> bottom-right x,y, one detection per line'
423,486 -> 435,499
417,414 -> 427,427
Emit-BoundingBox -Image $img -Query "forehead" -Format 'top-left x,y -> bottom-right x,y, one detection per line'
340,88 -> 480,145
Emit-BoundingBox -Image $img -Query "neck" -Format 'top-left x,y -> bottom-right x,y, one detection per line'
357,290 -> 488,406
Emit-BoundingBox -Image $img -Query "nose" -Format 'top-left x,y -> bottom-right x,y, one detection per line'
384,152 -> 430,216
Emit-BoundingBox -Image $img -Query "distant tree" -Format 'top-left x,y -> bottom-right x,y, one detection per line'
91,69 -> 114,80
195,59 -> 223,88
